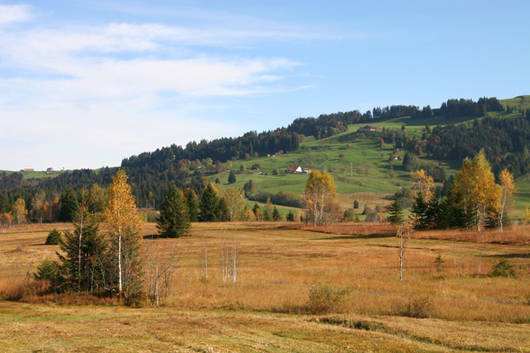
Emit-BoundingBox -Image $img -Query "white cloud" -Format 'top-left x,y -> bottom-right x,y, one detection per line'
0,7 -> 326,170
0,4 -> 31,24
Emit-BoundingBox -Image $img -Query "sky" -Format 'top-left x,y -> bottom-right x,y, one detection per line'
1,0 -> 529,171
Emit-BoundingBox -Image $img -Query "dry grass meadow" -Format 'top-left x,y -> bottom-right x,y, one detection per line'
0,222 -> 529,352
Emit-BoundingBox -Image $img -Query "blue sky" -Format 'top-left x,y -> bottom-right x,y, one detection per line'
1,0 -> 529,170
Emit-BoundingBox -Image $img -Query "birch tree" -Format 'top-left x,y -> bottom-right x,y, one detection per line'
104,170 -> 143,300
304,171 -> 337,226
223,188 -> 246,222
12,198 -> 27,224
498,169 -> 515,232
410,169 -> 434,202
397,225 -> 410,281
452,150 -> 501,231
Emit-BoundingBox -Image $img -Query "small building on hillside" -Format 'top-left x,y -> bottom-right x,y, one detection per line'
46,167 -> 54,172
287,166 -> 311,174
357,125 -> 381,133
21,168 -> 34,172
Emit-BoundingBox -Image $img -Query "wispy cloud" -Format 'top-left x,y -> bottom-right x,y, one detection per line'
0,2 -> 353,169
0,4 -> 31,24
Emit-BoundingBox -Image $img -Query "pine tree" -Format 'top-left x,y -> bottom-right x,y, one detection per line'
58,207 -> 106,292
59,187 -> 79,222
252,203 -> 261,220
45,229 -> 62,245
217,198 -> 229,221
411,193 -> 428,229
272,207 -> 281,221
387,197 -> 404,225
228,170 -> 237,184
286,211 -> 295,222
157,186 -> 190,238
184,188 -> 199,222
199,184 -> 219,222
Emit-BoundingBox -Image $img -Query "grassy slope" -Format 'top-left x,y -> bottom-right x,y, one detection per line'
0,170 -> 66,179
212,104 -> 530,211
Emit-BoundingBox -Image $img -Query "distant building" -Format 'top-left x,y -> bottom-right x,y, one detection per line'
21,168 -> 34,172
287,166 -> 298,173
357,125 -> 381,133
287,166 -> 311,174
46,167 -> 54,172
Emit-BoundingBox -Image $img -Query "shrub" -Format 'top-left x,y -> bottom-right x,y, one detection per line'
307,283 -> 349,314
343,209 -> 354,222
45,229 -> 62,245
393,295 -> 433,318
490,259 -> 516,278
0,277 -> 48,301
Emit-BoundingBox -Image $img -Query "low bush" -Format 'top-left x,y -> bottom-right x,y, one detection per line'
393,295 -> 433,318
307,283 -> 350,314
0,277 -> 49,301
490,259 -> 517,278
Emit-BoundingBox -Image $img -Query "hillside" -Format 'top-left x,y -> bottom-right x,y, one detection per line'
1,95 -> 529,217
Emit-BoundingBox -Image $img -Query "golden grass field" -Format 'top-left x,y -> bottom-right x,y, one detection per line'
0,222 -> 529,352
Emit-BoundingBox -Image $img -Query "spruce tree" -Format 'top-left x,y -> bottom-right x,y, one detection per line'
59,187 -> 79,222
387,197 -> 404,225
228,170 -> 236,184
217,198 -> 229,221
45,229 -> 62,245
286,211 -> 295,222
411,193 -> 428,229
157,186 -> 190,237
57,206 -> 106,292
199,184 -> 219,222
184,188 -> 199,222
272,207 -> 281,221
252,203 -> 261,220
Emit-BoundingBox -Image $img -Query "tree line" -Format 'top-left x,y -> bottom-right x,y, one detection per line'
0,96 -> 517,215
390,150 -> 517,231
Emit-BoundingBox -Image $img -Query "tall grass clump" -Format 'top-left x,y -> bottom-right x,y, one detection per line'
392,295 -> 433,318
306,283 -> 350,314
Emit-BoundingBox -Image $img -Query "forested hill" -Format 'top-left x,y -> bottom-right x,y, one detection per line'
1,95 -> 529,215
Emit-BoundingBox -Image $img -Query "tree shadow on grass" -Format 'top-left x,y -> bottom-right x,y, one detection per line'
314,233 -> 394,240
484,253 -> 530,259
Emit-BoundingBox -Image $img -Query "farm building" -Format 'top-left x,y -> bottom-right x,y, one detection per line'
357,125 -> 381,133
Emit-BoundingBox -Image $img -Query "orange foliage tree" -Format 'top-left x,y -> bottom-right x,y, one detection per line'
305,170 -> 337,226
453,150 -> 501,231
498,169 -> 515,232
104,170 -> 143,300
